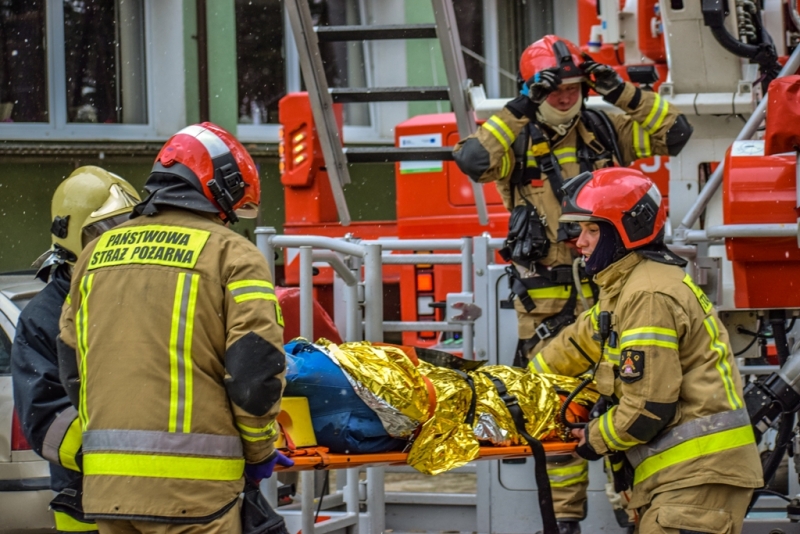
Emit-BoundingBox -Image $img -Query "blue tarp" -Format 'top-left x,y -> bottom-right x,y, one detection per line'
284,340 -> 405,454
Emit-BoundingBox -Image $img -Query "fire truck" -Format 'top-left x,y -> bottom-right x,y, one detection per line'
266,0 -> 800,531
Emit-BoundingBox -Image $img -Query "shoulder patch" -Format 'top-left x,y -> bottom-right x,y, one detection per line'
619,349 -> 645,384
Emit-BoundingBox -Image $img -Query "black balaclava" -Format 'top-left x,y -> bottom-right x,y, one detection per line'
584,221 -> 628,275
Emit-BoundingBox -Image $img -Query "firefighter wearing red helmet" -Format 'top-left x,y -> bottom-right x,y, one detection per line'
57,123 -> 291,533
529,168 -> 763,534
454,37 -> 693,530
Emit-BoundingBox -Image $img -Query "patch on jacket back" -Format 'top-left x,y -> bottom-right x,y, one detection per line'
619,349 -> 644,383
87,225 -> 210,270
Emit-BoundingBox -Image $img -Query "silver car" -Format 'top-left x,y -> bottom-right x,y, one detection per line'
0,273 -> 54,533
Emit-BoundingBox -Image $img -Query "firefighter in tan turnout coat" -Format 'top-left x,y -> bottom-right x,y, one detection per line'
58,123 -> 291,534
529,168 -> 763,534
453,35 -> 693,532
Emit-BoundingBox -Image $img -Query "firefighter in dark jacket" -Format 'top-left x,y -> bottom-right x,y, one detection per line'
11,166 -> 141,533
453,35 -> 693,533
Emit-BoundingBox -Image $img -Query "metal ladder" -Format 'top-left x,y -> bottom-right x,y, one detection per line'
285,0 -> 488,226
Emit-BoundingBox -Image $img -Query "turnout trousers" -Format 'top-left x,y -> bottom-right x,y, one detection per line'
634,484 -> 752,534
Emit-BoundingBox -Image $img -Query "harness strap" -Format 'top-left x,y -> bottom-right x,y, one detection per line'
535,284 -> 579,343
483,373 -> 559,534
454,370 -> 478,426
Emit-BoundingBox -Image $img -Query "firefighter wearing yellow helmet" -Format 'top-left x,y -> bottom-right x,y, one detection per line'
12,166 -> 140,533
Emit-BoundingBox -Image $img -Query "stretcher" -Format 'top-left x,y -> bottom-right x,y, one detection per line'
275,442 -> 578,472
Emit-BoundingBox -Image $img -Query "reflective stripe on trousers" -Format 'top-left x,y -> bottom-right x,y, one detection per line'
626,409 -> 754,485
547,459 -> 588,488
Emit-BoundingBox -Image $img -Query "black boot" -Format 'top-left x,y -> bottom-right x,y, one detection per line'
557,521 -> 581,534
535,521 -> 581,534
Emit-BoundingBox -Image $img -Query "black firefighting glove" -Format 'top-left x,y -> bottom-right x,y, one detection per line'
581,60 -> 624,102
575,435 -> 603,461
527,68 -> 562,104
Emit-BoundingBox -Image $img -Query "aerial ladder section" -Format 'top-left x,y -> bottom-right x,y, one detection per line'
285,0 -> 488,226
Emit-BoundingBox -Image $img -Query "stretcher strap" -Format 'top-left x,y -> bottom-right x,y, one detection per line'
484,373 -> 559,534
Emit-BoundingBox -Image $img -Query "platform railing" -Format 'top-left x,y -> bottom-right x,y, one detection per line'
254,228 -> 490,534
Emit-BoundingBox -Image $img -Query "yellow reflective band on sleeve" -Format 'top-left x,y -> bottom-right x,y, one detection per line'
530,353 -> 553,374
527,283 -> 593,300
87,225 -> 210,271
76,274 -> 94,430
643,94 -> 669,135
547,460 -> 589,487
620,327 -> 679,350
53,511 -> 97,532
228,279 -> 278,304
704,316 -> 743,410
633,424 -> 755,485
632,122 -> 652,159
490,115 -> 514,140
482,118 -> 511,151
83,452 -> 245,481
682,274 -> 713,314
59,416 -> 83,472
599,407 -> 639,451
501,153 -> 510,176
236,420 -> 279,443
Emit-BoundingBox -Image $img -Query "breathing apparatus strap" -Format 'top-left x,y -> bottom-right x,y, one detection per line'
483,373 -> 559,534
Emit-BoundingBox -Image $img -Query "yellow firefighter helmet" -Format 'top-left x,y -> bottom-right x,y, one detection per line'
43,166 -> 141,268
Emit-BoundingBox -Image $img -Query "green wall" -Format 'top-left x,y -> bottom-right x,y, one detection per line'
0,158 -> 393,273
183,0 -> 238,133
405,0 -> 449,118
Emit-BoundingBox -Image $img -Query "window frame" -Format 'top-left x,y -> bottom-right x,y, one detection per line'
237,0 -> 381,145
0,0 -> 159,141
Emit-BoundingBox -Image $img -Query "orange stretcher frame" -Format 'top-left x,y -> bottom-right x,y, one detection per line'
276,442 -> 577,472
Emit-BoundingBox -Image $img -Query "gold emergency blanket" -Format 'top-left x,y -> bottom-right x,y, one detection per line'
318,340 -> 598,476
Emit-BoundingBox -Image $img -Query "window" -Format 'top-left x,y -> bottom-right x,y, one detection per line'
235,0 -> 284,125
236,0 -> 371,138
63,0 -> 147,124
0,0 -> 159,140
0,0 -> 48,122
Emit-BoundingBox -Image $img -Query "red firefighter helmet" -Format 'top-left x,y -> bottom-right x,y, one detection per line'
519,35 -> 586,84
153,122 -> 260,223
559,168 -> 667,249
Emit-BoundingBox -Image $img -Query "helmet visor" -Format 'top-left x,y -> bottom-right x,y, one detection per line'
234,202 -> 259,220
559,171 -> 597,222
82,213 -> 130,247
90,183 -> 140,219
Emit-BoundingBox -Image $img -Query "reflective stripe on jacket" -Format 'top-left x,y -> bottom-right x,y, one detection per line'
453,82 -> 682,269
58,209 -> 286,520
530,253 -> 762,508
